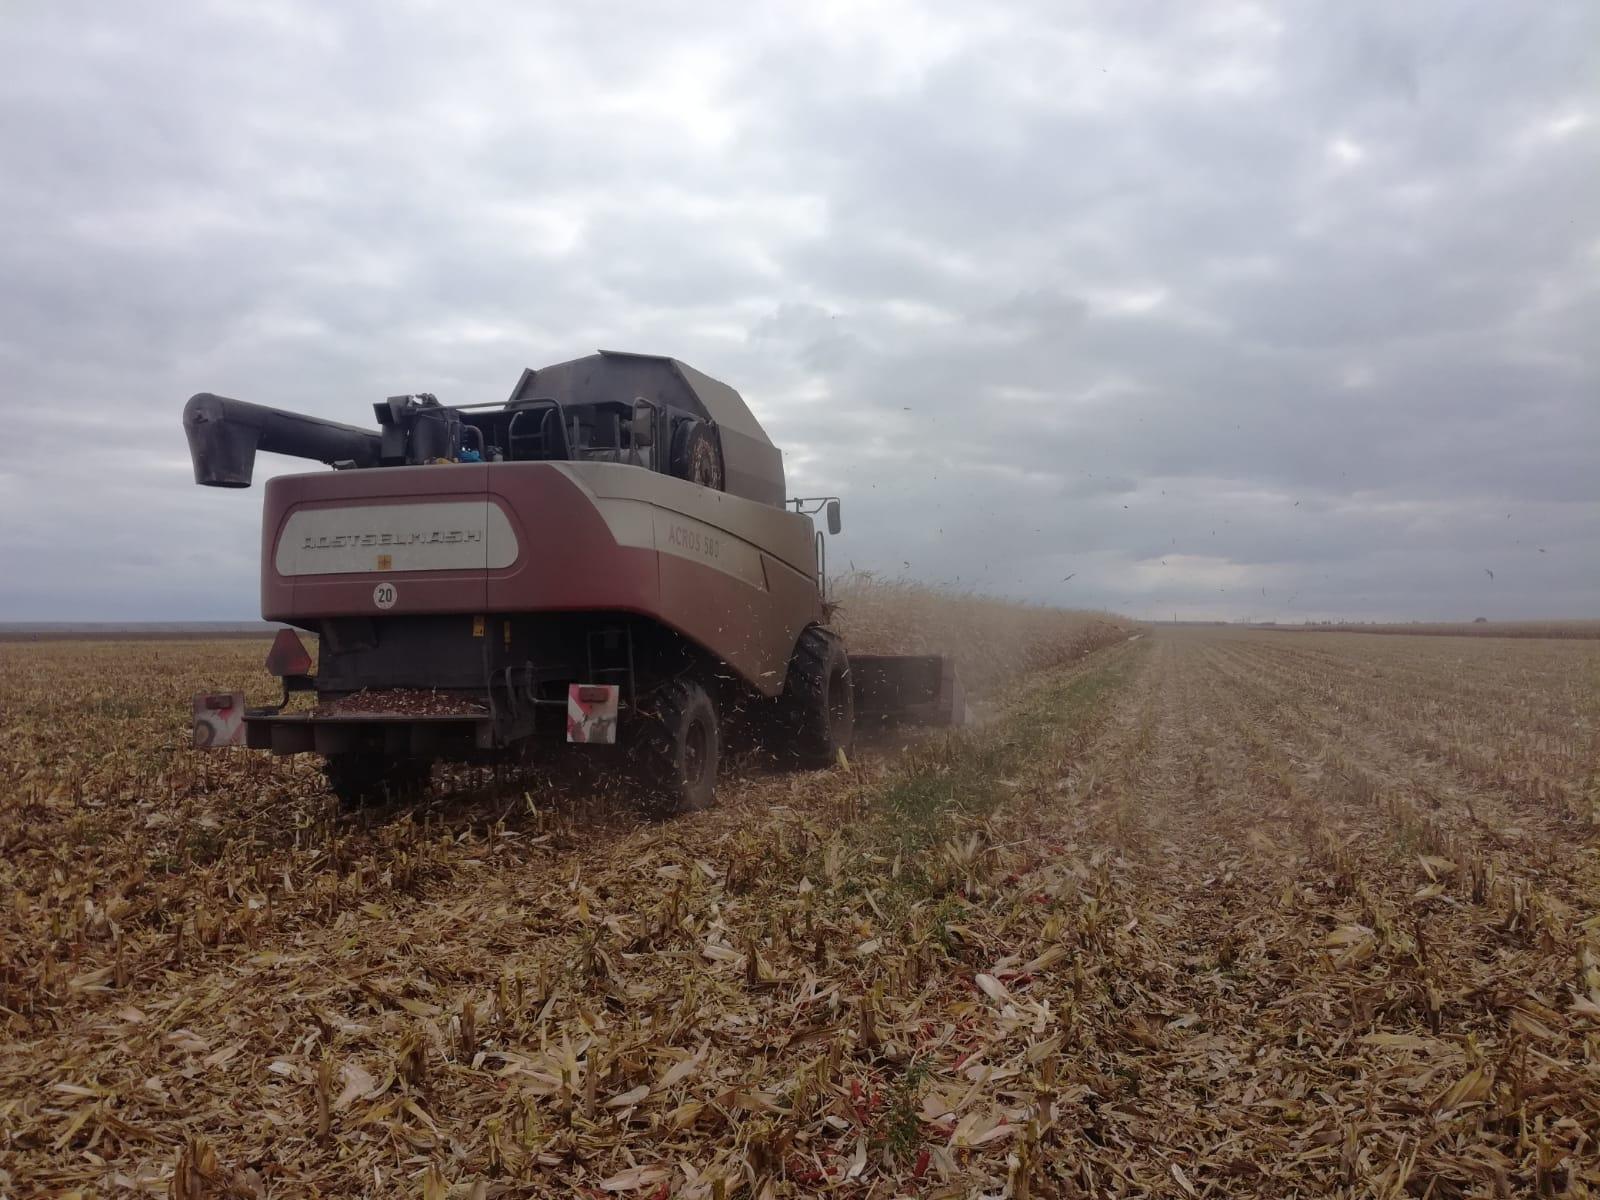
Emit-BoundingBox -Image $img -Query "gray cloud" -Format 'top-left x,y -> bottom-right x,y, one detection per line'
0,0 -> 1595,622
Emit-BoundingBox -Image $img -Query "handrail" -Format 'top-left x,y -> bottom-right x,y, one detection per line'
507,399 -> 570,461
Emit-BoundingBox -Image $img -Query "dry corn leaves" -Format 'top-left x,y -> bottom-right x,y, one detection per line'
317,690 -> 490,718
830,572 -> 1130,698
2,623 -> 1599,1198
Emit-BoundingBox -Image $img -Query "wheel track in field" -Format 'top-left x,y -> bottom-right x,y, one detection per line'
977,633 -> 1361,1192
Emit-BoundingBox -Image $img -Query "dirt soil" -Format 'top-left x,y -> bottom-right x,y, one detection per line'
2,628 -> 1598,1197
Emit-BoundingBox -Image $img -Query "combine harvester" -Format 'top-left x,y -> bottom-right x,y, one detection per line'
183,351 -> 965,811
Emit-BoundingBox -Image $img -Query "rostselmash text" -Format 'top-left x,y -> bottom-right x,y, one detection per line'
300,530 -> 484,550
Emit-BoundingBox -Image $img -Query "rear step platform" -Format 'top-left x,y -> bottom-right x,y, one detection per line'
243,711 -> 497,755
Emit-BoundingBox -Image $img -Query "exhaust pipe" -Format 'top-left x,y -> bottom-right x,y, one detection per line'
183,393 -> 382,487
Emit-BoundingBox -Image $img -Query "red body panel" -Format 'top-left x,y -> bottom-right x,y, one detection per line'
260,461 -> 824,696
483,466 -> 661,618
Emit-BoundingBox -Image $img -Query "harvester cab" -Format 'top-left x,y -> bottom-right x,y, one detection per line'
184,350 -> 965,813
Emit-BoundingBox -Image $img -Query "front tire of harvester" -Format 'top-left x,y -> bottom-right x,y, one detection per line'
633,679 -> 720,815
323,752 -> 432,811
776,627 -> 854,768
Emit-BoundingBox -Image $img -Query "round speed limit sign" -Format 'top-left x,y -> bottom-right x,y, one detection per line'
372,581 -> 398,609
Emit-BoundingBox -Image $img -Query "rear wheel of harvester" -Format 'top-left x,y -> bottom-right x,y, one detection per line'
776,627 -> 854,767
632,679 -> 721,815
323,752 -> 433,811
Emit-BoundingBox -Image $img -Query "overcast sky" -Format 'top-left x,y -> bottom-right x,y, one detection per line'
1,1 -> 1595,622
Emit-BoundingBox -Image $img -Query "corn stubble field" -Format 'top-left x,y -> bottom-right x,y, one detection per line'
2,581 -> 1598,1199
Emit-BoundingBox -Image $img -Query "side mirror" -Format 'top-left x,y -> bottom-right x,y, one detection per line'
826,499 -> 842,535
630,404 -> 655,448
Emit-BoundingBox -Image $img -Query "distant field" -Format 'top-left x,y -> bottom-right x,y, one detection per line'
0,622 -> 282,642
1264,619 -> 1600,639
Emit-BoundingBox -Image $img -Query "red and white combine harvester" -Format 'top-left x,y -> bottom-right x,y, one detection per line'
184,351 -> 965,811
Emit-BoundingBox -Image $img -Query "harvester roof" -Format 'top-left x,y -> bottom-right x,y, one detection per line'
507,351 -> 785,505
184,350 -> 789,506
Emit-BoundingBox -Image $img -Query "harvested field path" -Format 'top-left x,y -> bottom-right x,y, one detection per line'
4,630 -> 1598,1197
976,631 -> 1600,1197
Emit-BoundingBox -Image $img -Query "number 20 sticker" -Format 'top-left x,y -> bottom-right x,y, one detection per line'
372,582 -> 398,609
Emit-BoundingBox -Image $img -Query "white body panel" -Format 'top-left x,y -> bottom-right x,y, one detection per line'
275,501 -> 518,576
